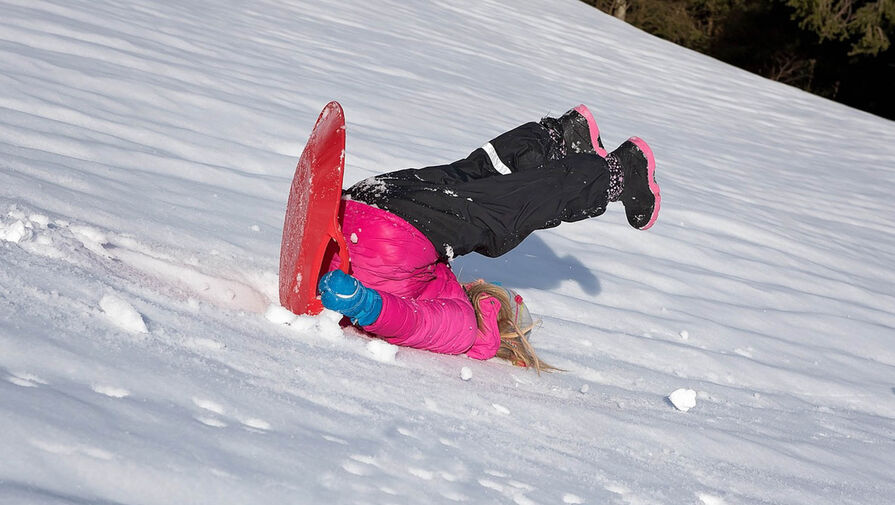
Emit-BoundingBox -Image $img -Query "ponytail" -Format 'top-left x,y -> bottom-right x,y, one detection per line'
464,281 -> 559,374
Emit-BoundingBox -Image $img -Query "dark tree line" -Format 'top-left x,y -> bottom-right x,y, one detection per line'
581,0 -> 895,119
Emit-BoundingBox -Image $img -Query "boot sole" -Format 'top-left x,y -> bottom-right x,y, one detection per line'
573,104 -> 608,157
628,137 -> 660,230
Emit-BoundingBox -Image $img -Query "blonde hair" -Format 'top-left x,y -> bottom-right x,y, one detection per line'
464,281 -> 559,374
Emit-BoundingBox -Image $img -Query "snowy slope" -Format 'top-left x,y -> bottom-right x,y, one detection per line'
2,0 -> 894,504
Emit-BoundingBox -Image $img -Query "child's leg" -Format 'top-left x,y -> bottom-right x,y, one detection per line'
345,121 -> 556,206
479,104 -> 608,175
485,121 -> 560,174
355,153 -> 612,258
364,122 -> 557,187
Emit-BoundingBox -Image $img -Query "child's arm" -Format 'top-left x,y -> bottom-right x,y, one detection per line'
366,292 -> 480,355
319,270 -> 501,358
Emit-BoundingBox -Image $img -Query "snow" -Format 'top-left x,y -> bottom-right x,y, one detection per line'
1,0 -> 894,504
668,388 -> 698,412
264,302 -> 299,325
365,339 -> 398,363
563,493 -> 585,504
99,294 -> 149,334
0,218 -> 29,243
492,403 -> 511,415
91,384 -> 130,398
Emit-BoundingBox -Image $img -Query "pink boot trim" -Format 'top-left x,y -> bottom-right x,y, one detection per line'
573,104 -> 608,157
627,137 -> 660,230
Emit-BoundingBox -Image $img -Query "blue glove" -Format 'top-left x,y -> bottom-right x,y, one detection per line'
318,270 -> 383,326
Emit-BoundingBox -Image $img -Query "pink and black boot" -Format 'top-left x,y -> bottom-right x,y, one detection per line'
606,137 -> 661,230
540,104 -> 609,158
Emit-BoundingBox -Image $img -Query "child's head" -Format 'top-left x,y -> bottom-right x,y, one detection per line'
463,280 -> 558,374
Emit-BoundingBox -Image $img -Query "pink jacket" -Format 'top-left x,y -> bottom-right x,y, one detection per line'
327,199 -> 501,359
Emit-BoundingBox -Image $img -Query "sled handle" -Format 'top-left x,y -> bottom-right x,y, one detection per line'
305,221 -> 350,315
329,215 -> 351,274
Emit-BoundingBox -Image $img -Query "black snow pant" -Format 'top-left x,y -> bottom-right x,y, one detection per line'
345,121 -> 611,259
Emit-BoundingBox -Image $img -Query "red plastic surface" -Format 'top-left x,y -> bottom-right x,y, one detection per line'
279,101 -> 351,315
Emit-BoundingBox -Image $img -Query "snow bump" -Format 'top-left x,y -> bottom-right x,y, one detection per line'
99,294 -> 148,334
92,385 -> 130,398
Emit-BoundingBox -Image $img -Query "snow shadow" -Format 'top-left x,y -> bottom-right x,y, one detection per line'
452,233 -> 601,295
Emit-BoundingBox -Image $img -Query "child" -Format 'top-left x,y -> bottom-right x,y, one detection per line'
318,105 -> 660,372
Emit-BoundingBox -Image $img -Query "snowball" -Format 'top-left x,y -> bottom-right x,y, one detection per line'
0,220 -> 30,243
668,388 -> 697,412
288,314 -> 317,332
315,309 -> 345,340
250,224 -> 261,232
100,294 -> 148,334
679,330 -> 689,340
264,304 -> 298,325
366,339 -> 398,363
460,366 -> 473,381
579,384 -> 590,394
29,214 -> 50,228
270,305 -> 343,341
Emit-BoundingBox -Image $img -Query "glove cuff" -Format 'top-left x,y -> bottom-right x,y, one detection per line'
352,288 -> 383,326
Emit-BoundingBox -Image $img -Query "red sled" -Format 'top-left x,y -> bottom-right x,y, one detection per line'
279,101 -> 351,315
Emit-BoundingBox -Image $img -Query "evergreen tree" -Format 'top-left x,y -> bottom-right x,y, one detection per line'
579,0 -> 894,119
785,0 -> 895,56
